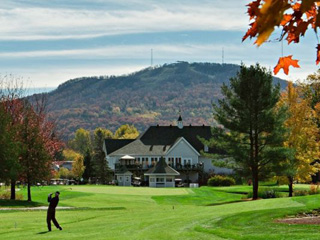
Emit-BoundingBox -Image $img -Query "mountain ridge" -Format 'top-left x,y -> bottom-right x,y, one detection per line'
36,62 -> 288,139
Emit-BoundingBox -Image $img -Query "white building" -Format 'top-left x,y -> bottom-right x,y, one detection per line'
103,116 -> 232,187
145,157 -> 180,187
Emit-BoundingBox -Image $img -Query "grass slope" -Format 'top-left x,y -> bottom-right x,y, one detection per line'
0,185 -> 319,239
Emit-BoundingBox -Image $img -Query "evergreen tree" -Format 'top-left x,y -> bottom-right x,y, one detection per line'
210,64 -> 288,200
92,128 -> 110,184
83,148 -> 93,182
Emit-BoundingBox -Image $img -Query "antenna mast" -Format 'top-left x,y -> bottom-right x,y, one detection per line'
151,49 -> 153,67
222,47 -> 224,64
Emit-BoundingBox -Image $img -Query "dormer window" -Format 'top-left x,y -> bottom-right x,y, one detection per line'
204,145 -> 209,152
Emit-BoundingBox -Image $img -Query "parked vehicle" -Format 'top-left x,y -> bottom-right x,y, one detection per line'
175,179 -> 184,187
67,180 -> 78,185
50,178 -> 68,185
132,177 -> 142,187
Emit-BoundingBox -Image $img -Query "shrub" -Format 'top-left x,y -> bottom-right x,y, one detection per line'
247,188 -> 281,199
309,184 -> 320,195
207,175 -> 235,186
294,190 -> 309,196
0,191 -> 23,200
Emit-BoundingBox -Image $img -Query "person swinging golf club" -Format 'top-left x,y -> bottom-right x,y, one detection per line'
47,191 -> 62,231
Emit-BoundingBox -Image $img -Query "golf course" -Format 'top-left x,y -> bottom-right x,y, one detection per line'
1,185 -> 320,239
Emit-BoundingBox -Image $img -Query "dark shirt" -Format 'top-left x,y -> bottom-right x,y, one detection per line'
48,195 -> 59,209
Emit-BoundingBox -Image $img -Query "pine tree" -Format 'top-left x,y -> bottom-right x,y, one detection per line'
92,128 -> 110,184
211,64 -> 288,200
83,148 -> 93,182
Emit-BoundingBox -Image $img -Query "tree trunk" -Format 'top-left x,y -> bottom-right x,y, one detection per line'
10,179 -> 16,200
288,176 -> 293,197
252,169 -> 259,200
27,181 -> 31,202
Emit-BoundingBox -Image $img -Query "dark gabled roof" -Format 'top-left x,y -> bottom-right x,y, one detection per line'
105,125 -> 215,156
104,139 -> 135,155
110,139 -> 168,156
145,157 -> 180,175
140,125 -> 212,153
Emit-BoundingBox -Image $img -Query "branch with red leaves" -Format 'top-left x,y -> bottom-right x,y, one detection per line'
244,0 -> 320,75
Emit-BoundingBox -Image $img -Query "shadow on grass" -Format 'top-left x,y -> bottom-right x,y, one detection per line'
205,199 -> 246,206
37,231 -> 49,234
60,207 -> 126,211
0,200 -> 43,208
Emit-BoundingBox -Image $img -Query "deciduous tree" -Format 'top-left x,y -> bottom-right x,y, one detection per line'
0,78 -> 26,200
63,149 -> 81,162
279,82 -> 320,196
19,99 -> 63,201
0,104 -> 20,185
72,155 -> 85,180
114,124 -> 139,139
70,128 -> 91,155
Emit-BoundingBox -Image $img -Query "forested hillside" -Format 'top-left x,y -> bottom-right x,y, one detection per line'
36,62 -> 287,139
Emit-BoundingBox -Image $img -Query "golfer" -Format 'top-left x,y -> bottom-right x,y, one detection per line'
47,191 -> 62,231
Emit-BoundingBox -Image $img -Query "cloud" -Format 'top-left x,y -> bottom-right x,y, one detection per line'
0,43 -> 248,59
0,0 -> 249,40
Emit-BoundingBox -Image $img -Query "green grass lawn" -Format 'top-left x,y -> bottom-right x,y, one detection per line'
0,185 -> 320,239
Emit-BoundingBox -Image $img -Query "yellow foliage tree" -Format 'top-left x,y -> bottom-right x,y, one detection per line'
70,128 -> 91,155
72,155 -> 85,180
279,82 -> 320,196
114,124 -> 139,139
63,149 -> 81,162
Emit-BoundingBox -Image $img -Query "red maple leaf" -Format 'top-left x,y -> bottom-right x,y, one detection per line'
273,55 -> 300,75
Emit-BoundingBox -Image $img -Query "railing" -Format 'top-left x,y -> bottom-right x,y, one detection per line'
115,163 -> 203,172
172,164 -> 203,171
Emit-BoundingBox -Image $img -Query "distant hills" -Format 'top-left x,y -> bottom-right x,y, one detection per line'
36,62 -> 288,139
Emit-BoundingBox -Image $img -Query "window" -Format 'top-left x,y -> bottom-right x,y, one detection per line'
126,177 -> 129,182
119,177 -> 122,181
150,178 -> 155,182
156,178 -> 164,182
166,178 -> 173,182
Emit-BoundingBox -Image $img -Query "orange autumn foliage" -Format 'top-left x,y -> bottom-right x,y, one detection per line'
274,55 -> 300,74
244,0 -> 320,74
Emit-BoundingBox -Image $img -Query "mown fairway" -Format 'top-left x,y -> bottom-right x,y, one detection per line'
1,185 -> 320,240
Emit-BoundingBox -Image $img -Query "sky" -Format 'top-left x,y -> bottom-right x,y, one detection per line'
0,0 -> 319,88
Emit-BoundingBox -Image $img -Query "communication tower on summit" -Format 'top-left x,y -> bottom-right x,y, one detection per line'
222,47 -> 224,65
151,49 -> 153,67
